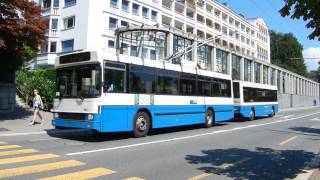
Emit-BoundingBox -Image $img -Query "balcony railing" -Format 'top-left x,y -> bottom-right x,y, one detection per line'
41,7 -> 60,16
45,29 -> 58,37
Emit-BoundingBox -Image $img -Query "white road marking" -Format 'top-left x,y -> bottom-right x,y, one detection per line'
66,111 -> 320,156
311,118 -> 320,121
0,129 -> 85,137
280,115 -> 293,119
0,131 -> 46,137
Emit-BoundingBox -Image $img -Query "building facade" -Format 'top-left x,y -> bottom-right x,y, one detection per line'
33,0 -> 319,108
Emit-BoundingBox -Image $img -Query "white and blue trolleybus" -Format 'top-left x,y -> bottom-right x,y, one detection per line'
233,80 -> 278,120
52,27 -> 235,137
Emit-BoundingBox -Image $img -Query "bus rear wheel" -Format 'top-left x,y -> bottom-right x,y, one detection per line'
249,110 -> 255,121
133,111 -> 150,138
204,109 -> 214,128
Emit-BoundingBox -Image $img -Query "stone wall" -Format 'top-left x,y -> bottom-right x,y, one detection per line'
278,93 -> 319,109
0,83 -> 16,113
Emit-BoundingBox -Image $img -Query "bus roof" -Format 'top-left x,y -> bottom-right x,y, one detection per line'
233,80 -> 278,90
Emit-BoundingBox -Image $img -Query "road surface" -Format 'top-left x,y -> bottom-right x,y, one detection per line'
0,107 -> 319,179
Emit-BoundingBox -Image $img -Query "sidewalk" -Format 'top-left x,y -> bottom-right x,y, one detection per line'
0,105 -> 55,136
279,105 -> 320,113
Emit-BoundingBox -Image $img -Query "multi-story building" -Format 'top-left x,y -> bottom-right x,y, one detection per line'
29,0 -> 61,68
31,0 -> 319,108
33,0 -> 271,66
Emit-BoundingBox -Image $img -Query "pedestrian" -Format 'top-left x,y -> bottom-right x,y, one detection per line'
29,89 -> 44,125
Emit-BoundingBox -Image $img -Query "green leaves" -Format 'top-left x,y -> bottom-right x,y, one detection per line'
16,69 -> 56,110
270,30 -> 308,76
0,0 -> 47,75
279,0 -> 320,40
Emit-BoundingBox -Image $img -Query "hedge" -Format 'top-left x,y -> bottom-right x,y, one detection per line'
16,68 -> 56,110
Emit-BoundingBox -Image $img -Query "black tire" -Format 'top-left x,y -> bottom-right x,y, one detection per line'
249,109 -> 255,121
204,109 -> 214,128
133,111 -> 151,138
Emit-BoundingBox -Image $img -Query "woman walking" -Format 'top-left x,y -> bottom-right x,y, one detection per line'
29,89 -> 44,125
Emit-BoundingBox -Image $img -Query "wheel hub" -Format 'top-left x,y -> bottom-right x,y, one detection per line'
137,116 -> 147,131
206,113 -> 212,124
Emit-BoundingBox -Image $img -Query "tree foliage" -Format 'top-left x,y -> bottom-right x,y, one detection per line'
16,68 -> 56,110
309,61 -> 320,82
270,30 -> 308,76
0,0 -> 47,82
280,0 -> 320,40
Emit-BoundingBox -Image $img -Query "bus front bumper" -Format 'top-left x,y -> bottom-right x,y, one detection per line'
52,118 -> 101,131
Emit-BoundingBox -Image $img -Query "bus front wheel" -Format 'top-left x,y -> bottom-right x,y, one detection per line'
133,111 -> 150,138
249,110 -> 255,121
204,109 -> 214,128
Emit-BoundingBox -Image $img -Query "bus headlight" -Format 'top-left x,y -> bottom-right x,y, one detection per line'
87,114 -> 94,120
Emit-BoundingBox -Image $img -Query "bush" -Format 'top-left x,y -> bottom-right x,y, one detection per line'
16,68 -> 56,110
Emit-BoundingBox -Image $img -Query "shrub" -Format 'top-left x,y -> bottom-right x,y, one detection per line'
16,68 -> 56,110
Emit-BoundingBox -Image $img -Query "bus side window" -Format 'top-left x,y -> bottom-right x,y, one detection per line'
104,68 -> 126,93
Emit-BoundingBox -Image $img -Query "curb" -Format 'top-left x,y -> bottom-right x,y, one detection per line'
279,106 -> 320,113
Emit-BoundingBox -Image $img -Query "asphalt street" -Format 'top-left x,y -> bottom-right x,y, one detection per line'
0,107 -> 319,180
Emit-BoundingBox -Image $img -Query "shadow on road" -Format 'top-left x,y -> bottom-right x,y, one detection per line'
185,147 -> 316,179
46,123 -> 228,142
0,105 -> 31,121
289,127 -> 320,135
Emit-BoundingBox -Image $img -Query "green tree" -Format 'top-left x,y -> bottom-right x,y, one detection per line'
0,0 -> 47,83
309,61 -> 320,82
270,30 -> 308,76
280,0 -> 320,40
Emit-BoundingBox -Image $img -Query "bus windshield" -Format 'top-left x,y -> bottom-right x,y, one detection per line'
56,64 -> 101,98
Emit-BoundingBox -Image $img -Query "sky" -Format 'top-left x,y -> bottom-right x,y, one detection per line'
222,0 -> 320,71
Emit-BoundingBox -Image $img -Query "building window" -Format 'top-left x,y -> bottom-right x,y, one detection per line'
254,62 -> 261,83
142,48 -> 148,59
132,3 -> 139,15
51,19 -> 58,30
61,39 -> 74,52
130,46 -> 138,57
43,0 -> 51,8
122,0 -> 129,11
150,50 -> 156,60
119,30 -> 167,60
50,41 -> 57,53
142,7 -> 149,18
173,35 -> 192,61
232,55 -> 241,80
110,0 -> 117,8
151,11 -> 157,21
244,59 -> 252,82
197,45 -> 211,70
121,20 -> 128,27
63,16 -> 75,29
109,17 -> 118,29
64,0 -> 76,7
263,66 -> 269,84
216,49 -> 228,74
108,40 -> 115,48
53,0 -> 59,7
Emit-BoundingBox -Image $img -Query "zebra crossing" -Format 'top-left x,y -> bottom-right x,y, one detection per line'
0,142 -> 144,179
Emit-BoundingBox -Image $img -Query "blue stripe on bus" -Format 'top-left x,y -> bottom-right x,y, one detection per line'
235,104 -> 279,118
52,104 -> 234,132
